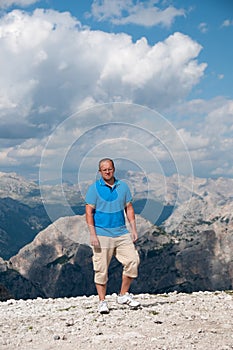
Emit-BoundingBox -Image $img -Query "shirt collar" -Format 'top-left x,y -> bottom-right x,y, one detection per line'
99,177 -> 120,187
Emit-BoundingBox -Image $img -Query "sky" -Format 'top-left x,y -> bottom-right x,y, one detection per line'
0,0 -> 233,184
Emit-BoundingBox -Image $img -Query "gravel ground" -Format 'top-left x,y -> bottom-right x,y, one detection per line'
0,291 -> 233,350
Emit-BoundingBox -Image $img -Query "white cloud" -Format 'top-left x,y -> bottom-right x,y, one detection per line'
178,128 -> 209,150
169,98 -> 233,178
198,22 -> 208,33
205,100 -> 233,136
98,32 -> 206,108
38,102 -> 195,184
0,9 -> 206,124
9,138 -> 44,159
0,0 -> 39,9
0,147 -> 18,165
0,8 -> 222,179
221,19 -> 233,27
90,0 -> 185,27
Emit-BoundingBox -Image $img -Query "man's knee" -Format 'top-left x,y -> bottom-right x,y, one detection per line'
94,272 -> 108,285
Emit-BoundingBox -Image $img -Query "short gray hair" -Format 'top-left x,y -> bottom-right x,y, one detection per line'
99,158 -> 115,170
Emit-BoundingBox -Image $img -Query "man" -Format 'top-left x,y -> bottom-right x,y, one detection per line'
85,158 -> 140,314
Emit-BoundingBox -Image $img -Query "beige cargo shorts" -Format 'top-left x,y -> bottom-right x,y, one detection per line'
92,233 -> 140,285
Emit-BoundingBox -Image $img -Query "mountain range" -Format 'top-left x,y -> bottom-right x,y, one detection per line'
0,171 -> 232,300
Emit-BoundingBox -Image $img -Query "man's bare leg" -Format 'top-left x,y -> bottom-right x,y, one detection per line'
118,275 -> 140,307
96,283 -> 107,300
120,275 -> 133,295
96,283 -> 109,313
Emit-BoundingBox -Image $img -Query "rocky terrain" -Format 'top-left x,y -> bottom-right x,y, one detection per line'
0,291 -> 233,350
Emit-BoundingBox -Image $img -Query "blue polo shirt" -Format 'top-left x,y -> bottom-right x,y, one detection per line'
85,177 -> 132,237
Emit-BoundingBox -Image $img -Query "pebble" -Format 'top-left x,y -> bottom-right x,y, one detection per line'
0,292 -> 232,349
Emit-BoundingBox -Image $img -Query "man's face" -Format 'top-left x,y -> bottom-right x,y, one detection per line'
99,160 -> 115,182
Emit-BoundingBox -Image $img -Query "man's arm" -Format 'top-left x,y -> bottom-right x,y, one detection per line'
85,204 -> 100,247
125,202 -> 138,242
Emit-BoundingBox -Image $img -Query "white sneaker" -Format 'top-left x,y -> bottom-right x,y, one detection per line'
117,293 -> 140,308
98,300 -> 109,314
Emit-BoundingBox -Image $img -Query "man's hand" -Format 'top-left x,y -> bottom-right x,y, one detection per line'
131,231 -> 138,243
86,204 -> 100,247
125,203 -> 138,243
90,233 -> 100,247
